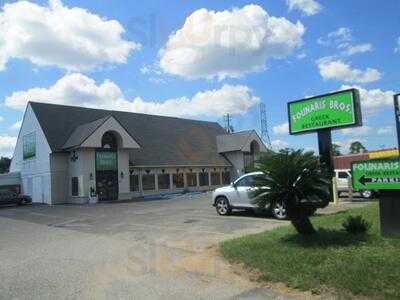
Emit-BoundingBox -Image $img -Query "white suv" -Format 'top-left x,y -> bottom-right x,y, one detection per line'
212,172 -> 287,219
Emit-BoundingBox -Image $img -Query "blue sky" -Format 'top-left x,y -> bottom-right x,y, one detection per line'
0,0 -> 399,157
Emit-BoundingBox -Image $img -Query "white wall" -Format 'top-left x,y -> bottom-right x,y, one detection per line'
67,149 -> 96,203
241,131 -> 268,152
10,104 -> 52,204
81,117 -> 140,149
223,151 -> 244,180
118,149 -> 130,199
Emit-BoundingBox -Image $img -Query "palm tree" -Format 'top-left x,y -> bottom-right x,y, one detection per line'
253,149 -> 330,235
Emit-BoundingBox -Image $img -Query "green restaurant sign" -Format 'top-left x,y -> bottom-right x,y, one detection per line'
352,158 -> 400,190
23,132 -> 36,160
288,89 -> 362,134
96,151 -> 117,171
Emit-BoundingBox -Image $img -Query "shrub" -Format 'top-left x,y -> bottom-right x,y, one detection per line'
342,215 -> 371,234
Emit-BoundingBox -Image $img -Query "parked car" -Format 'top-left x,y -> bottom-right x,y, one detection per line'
212,172 -> 288,219
0,190 -> 32,206
335,169 -> 376,198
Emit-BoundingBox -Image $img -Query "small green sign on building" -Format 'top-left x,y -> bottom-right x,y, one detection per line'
352,158 -> 400,190
96,151 -> 117,171
23,132 -> 36,160
288,89 -> 362,135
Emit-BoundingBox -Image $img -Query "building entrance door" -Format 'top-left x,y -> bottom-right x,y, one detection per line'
95,150 -> 118,201
96,169 -> 118,201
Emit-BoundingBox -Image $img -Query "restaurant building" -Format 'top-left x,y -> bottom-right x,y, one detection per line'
10,102 -> 266,204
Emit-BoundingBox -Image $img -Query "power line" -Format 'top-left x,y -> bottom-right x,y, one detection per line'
259,103 -> 271,147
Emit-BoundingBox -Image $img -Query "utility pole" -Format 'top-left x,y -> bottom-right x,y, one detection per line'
223,113 -> 234,133
259,103 -> 271,147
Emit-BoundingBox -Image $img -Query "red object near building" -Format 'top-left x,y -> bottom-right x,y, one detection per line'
333,153 -> 369,170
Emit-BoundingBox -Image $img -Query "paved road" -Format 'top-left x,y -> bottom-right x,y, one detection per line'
0,193 -> 367,300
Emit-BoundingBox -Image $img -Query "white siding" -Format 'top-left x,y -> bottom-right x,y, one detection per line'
10,104 -> 52,204
67,149 -> 95,203
118,149 -> 130,199
223,151 -> 245,180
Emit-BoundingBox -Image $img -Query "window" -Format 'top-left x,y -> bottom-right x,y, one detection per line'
173,173 -> 184,189
222,171 -> 231,185
236,174 -> 268,187
235,176 -> 250,187
252,174 -> 269,187
199,172 -> 209,186
158,174 -> 170,190
186,173 -> 197,187
211,172 -> 221,186
101,131 -> 118,149
71,177 -> 79,196
130,174 -> 139,192
338,172 -> 349,179
142,174 -> 155,191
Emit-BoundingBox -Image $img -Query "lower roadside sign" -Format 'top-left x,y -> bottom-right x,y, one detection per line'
352,158 -> 400,190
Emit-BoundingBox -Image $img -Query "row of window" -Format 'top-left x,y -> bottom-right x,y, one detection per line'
130,171 -> 231,192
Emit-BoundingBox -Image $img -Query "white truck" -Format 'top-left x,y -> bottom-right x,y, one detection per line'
335,169 -> 375,198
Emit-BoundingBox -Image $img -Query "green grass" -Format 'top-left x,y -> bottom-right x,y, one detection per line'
220,203 -> 400,299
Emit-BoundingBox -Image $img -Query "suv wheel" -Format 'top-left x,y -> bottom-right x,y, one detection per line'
215,197 -> 231,216
361,190 -> 373,199
272,201 -> 288,220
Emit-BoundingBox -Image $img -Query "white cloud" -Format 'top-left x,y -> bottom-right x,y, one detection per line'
286,0 -> 322,16
340,43 -> 372,56
0,116 -> 4,122
271,139 -> 289,150
0,0 -> 139,72
318,28 -> 372,57
341,84 -> 394,115
5,73 -> 259,117
159,5 -> 305,80
0,135 -> 17,157
317,58 -> 381,83
340,125 -> 371,136
297,52 -> 307,59
10,120 -> 22,130
317,27 -> 352,46
273,122 -> 289,135
395,37 -> 400,53
377,126 -> 394,135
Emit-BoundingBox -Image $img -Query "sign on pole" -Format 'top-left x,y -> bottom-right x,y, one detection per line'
352,158 -> 400,190
23,132 -> 36,160
288,89 -> 362,135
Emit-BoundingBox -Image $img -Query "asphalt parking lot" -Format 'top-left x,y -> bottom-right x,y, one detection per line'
0,193 -> 367,300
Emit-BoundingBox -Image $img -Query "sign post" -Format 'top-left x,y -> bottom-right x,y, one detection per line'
288,89 -> 362,197
352,158 -> 400,237
395,94 -> 400,152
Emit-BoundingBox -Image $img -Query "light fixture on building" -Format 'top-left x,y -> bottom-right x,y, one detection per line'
120,171 -> 124,179
70,150 -> 78,162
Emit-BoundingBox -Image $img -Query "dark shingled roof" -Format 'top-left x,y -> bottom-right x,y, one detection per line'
216,130 -> 255,153
30,102 -> 231,167
62,116 -> 110,149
